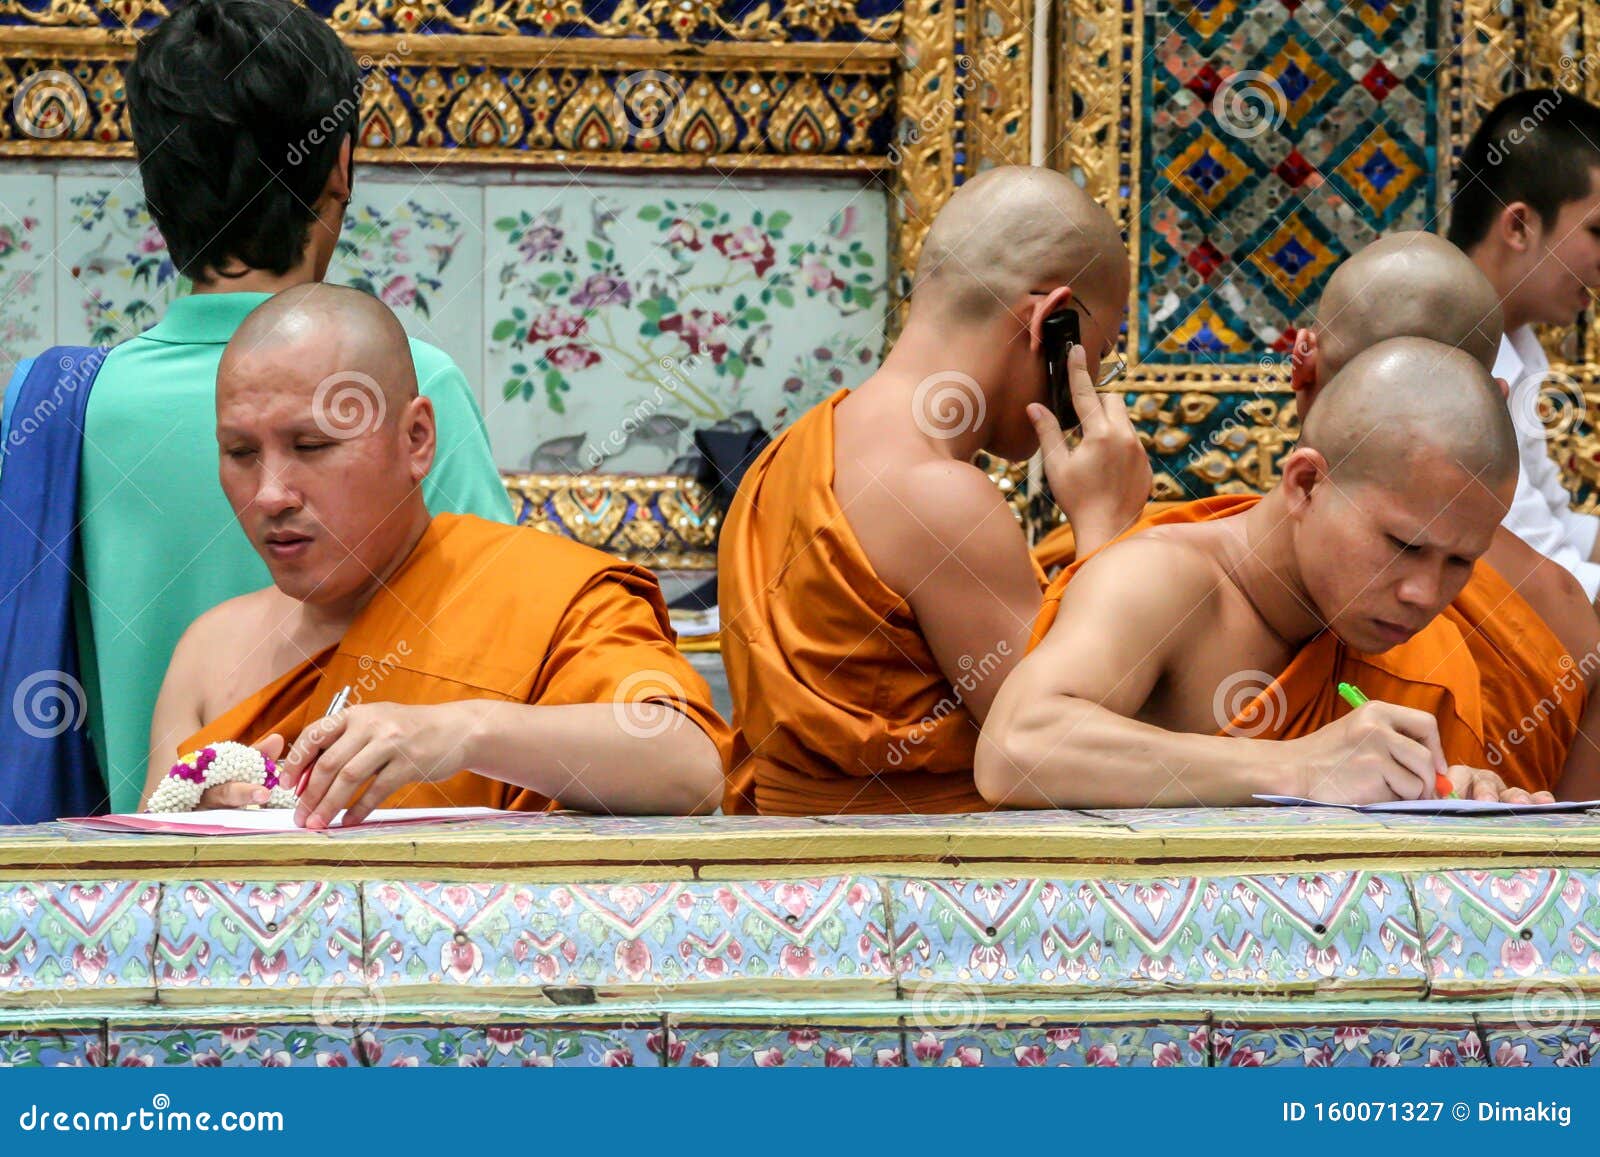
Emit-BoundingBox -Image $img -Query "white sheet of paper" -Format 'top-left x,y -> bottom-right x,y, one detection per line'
1255,794 -> 1600,815
65,806 -> 512,836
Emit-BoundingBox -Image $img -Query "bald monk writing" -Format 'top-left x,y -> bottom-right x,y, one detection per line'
1028,231 -> 1596,799
719,165 -> 1150,815
979,338 -> 1531,807
143,286 -> 728,824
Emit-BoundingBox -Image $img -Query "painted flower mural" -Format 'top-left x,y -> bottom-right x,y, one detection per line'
334,199 -> 464,320
65,188 -> 185,347
487,188 -> 888,473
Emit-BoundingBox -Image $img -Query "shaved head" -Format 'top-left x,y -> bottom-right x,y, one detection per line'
914,166 -> 1127,321
1302,336 -> 1517,491
216,284 -> 434,608
1287,336 -> 1518,654
221,282 -> 418,416
1315,232 -> 1503,380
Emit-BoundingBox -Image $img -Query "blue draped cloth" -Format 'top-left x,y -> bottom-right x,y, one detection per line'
0,348 -> 109,822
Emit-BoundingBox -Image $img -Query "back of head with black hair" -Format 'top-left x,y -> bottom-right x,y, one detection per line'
1447,88 -> 1600,251
126,0 -> 361,282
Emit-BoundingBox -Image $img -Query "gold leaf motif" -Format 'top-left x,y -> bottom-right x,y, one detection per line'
765,74 -> 840,154
662,76 -> 736,155
358,68 -> 413,149
398,67 -> 451,148
446,71 -> 525,148
553,72 -> 625,151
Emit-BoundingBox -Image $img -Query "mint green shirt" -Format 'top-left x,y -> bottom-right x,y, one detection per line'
69,292 -> 512,813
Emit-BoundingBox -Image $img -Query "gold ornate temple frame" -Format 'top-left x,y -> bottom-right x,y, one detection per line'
5,0 -> 1599,565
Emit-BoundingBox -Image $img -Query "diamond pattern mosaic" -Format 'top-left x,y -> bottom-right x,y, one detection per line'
1139,0 -> 1438,361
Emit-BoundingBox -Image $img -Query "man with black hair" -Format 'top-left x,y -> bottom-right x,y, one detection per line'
0,0 -> 509,820
1449,88 -> 1600,607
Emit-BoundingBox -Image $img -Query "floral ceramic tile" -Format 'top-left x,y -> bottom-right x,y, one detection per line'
328,177 -> 486,406
667,1026 -> 905,1067
356,1021 -> 660,1067
155,881 -> 363,997
0,881 -> 159,1000
363,877 -> 891,996
0,173 -> 53,383
109,1022 -> 360,1067
1212,1021 -> 1486,1067
891,873 -> 1422,995
1414,869 -> 1600,993
55,172 -> 185,348
0,1025 -> 102,1067
907,1023 -> 1205,1067
1479,1023 -> 1600,1067
481,179 -> 888,473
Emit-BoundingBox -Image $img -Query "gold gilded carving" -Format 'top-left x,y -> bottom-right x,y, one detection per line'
553,71 -> 626,150
0,0 -> 103,26
505,473 -> 722,568
358,68 -> 414,148
964,0 -> 1031,175
13,60 -> 91,142
765,74 -> 841,154
446,70 -> 525,148
398,67 -> 452,148
891,0 -> 958,313
1057,0 -> 1124,223
319,0 -> 895,40
662,76 -> 738,155
828,74 -> 884,154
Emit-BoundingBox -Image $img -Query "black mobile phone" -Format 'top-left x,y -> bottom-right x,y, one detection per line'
1040,308 -> 1083,432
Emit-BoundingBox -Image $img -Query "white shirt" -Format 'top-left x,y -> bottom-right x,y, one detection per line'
1495,325 -> 1600,599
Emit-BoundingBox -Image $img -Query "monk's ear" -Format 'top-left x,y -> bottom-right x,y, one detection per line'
1289,329 -> 1318,413
1028,285 -> 1076,351
402,395 -> 436,484
1493,374 -> 1511,401
1279,446 -> 1328,514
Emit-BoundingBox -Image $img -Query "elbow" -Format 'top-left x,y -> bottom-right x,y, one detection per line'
973,721 -> 1045,808
661,732 -> 726,815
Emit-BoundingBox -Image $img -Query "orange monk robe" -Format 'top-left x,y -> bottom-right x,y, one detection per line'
718,390 -> 1045,816
1029,496 -> 1581,795
181,513 -> 733,811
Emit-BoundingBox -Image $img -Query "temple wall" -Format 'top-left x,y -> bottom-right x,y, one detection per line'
2,0 -> 1599,555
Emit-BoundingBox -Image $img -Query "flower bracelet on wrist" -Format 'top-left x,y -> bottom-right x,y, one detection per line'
145,740 -> 298,812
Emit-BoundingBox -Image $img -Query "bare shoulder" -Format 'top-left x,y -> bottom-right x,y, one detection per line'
849,456 -> 1022,591
1059,528 -> 1224,625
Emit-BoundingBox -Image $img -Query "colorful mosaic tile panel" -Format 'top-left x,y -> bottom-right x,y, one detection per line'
364,877 -> 892,996
1478,1022 -> 1600,1067
108,1022 -> 361,1067
1414,870 -> 1600,993
1211,1020 -> 1487,1068
357,1021 -> 659,1067
0,881 -> 158,999
891,873 -> 1423,994
155,881 -> 363,997
666,1025 -> 905,1067
1139,1 -> 1438,361
907,1022 -> 1205,1067
0,1025 -> 101,1067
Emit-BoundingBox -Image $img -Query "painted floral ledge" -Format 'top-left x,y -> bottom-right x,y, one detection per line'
2,810 -> 1600,1067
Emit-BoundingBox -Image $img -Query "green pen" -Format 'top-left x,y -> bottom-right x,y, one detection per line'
1337,681 -> 1458,800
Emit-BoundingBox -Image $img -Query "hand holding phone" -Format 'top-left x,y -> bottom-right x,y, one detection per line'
1040,308 -> 1083,432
